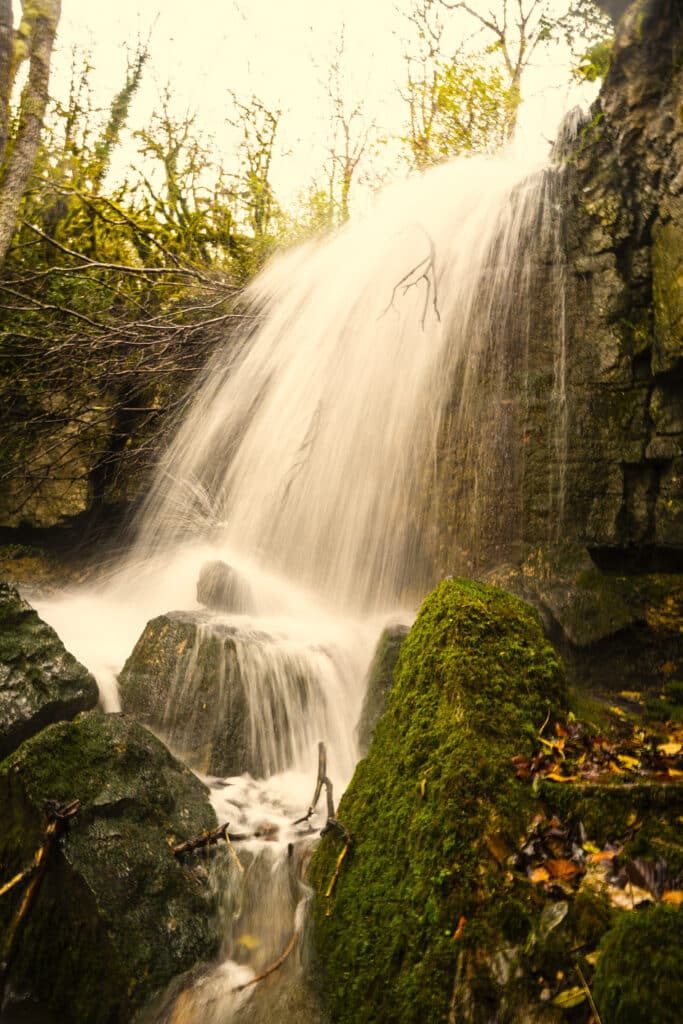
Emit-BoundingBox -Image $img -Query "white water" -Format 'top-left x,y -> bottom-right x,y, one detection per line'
31,149 -> 562,1021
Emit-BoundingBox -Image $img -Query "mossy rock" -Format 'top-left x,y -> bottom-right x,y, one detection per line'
308,578 -> 566,1024
0,712 -> 220,1023
0,582 -> 99,760
592,905 -> 683,1023
356,623 -> 409,756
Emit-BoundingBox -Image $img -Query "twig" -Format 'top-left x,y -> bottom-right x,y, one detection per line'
292,741 -> 336,827
324,841 -> 351,910
232,930 -> 299,992
576,962 -> 603,1024
379,225 -> 440,329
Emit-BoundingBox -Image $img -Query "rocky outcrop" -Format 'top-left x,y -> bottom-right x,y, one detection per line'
485,544 -> 683,695
0,582 -> 99,760
0,712 -> 221,1023
432,0 -> 683,577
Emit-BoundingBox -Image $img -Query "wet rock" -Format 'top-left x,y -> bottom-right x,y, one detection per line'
309,578 -> 567,1024
356,623 -> 409,756
118,612 -> 320,777
485,544 -> 683,695
196,559 -> 254,614
0,582 -> 99,760
0,711 -> 220,1024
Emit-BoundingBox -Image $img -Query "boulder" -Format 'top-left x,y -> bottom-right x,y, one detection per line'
308,577 -> 683,1023
309,579 -> 567,1024
356,623 -> 409,756
485,545 -> 683,695
196,560 -> 254,614
0,582 -> 99,760
118,612 -> 321,777
0,712 -> 221,1023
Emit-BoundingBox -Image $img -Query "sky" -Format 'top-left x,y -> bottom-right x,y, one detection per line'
49,0 -> 600,210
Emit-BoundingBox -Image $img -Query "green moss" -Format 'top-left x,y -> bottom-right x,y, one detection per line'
309,578 -> 566,1024
0,712 -> 220,1022
593,905 -> 683,1023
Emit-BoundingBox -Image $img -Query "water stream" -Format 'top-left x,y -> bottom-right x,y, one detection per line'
32,148 -> 568,1021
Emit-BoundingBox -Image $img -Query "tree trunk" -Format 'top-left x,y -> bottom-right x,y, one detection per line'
0,0 -> 61,268
0,0 -> 13,165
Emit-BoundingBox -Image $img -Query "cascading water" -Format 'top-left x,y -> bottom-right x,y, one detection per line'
32,147 -> 569,1022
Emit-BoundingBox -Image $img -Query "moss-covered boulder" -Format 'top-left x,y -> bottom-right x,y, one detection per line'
0,712 -> 220,1023
592,904 -> 683,1023
0,582 -> 99,760
356,623 -> 409,756
308,578 -> 566,1024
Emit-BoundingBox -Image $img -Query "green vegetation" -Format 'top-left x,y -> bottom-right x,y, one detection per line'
309,578 -> 566,1023
593,905 -> 683,1023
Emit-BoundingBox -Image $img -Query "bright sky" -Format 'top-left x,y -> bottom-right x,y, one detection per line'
51,0 -> 599,209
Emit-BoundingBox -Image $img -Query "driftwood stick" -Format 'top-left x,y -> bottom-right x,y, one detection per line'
232,930 -> 299,992
292,741 -> 337,828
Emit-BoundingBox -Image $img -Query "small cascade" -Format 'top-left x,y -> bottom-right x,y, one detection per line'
31,145 -> 576,1022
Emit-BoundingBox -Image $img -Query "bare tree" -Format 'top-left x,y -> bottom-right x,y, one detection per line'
325,28 -> 376,221
439,0 -> 611,136
0,0 -> 62,265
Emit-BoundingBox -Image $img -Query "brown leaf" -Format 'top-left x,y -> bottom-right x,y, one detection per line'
546,859 -> 581,880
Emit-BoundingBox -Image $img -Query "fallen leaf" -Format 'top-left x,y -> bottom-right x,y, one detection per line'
617,754 -> 640,770
544,771 -> 579,783
236,933 -> 261,950
453,915 -> 466,940
619,691 -> 642,703
658,741 -> 682,757
662,890 -> 683,905
588,849 -> 620,865
552,986 -> 586,1008
530,866 -> 550,884
546,859 -> 581,880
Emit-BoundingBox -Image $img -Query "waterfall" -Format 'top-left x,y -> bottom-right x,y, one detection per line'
32,147 -> 568,1022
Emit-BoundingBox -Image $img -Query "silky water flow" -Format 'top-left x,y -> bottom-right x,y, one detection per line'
34,147 -> 568,1022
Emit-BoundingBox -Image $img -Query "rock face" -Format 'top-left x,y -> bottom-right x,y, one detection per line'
0,582 -> 99,760
431,0 -> 683,577
356,623 -> 409,756
0,712 -> 220,1023
485,544 -> 683,694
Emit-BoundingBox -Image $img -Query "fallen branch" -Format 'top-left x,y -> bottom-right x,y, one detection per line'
232,930 -> 299,992
172,822 -> 230,856
379,226 -> 441,330
292,740 -> 336,827
0,799 -> 80,1000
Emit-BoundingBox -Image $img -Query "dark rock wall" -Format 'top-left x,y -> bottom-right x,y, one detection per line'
432,0 -> 683,577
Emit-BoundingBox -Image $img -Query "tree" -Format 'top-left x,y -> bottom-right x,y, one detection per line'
401,0 -> 515,168
439,0 -> 612,136
324,28 -> 377,222
0,0 -> 62,266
